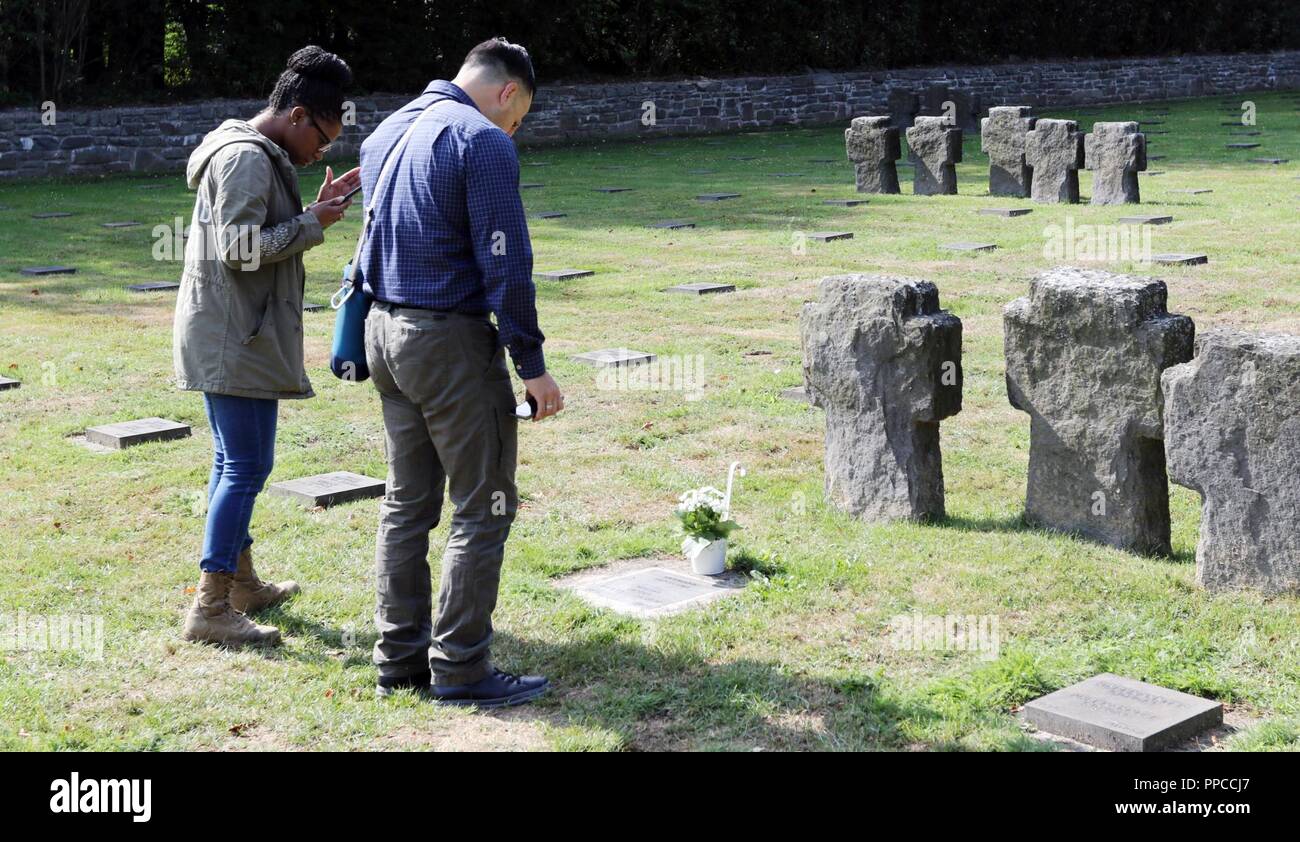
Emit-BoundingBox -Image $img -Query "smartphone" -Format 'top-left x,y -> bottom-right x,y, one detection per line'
338,183 -> 362,204
514,393 -> 538,419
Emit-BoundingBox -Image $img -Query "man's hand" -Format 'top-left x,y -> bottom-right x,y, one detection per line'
522,372 -> 564,421
316,165 -> 361,203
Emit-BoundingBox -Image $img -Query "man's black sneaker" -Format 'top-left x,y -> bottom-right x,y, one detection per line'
430,668 -> 549,708
376,671 -> 432,699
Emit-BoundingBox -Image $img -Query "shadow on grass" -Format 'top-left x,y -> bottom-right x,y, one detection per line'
933,511 -> 1197,565
264,605 -> 1031,750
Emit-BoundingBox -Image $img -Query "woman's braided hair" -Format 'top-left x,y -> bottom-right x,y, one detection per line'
267,46 -> 352,123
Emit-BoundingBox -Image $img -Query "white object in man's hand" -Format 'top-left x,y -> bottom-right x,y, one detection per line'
522,372 -> 564,421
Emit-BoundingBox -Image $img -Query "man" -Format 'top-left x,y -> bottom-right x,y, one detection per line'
356,38 -> 563,707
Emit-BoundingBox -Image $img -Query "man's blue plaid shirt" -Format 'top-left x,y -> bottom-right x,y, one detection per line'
357,80 -> 545,378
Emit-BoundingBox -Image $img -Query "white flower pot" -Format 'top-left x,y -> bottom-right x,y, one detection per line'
682,536 -> 728,575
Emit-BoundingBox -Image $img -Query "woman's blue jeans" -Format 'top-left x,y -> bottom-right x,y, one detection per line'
200,393 -> 278,573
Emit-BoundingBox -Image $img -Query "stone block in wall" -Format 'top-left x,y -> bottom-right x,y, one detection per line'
70,145 -> 117,165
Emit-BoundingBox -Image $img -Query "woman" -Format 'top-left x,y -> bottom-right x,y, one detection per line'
175,46 -> 359,646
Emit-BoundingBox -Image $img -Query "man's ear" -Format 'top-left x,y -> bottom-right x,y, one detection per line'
500,80 -> 518,107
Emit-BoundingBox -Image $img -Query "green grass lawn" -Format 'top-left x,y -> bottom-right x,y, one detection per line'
1,92 -> 1298,751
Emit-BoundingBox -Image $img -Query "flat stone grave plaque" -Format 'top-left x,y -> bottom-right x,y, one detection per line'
268,471 -> 385,508
1118,215 -> 1173,225
0,377 -> 20,390
32,212 -> 73,219
1154,253 -> 1208,266
1226,143 -> 1260,149
1220,121 -> 1245,126
519,183 -> 544,189
665,282 -> 734,295
303,302 -> 325,312
593,186 -> 633,193
780,385 -> 810,403
1145,130 -> 1170,135
534,269 -> 593,281
1143,171 -> 1166,176
1024,673 -> 1222,751
573,348 -> 655,368
808,158 -> 837,163
697,193 -> 741,202
568,566 -> 744,618
1229,131 -> 1262,136
978,207 -> 1032,217
823,199 -> 867,206
941,242 -> 998,252
1250,158 -> 1288,164
1170,188 -> 1212,194
534,212 -> 567,219
20,266 -> 76,276
85,417 -> 191,449
728,156 -> 757,161
648,220 -> 695,230
771,172 -> 805,178
808,231 -> 853,242
101,221 -> 141,229
127,281 -> 181,292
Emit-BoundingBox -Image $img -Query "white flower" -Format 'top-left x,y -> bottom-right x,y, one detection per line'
677,485 -> 726,513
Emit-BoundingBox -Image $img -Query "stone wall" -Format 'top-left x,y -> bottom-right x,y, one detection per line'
2,50 -> 1298,180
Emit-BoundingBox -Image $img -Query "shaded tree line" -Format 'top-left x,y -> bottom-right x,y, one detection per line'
2,0 -> 1298,106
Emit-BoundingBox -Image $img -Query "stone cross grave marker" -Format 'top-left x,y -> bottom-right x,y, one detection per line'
981,106 -> 1035,197
1025,119 -> 1084,204
1163,329 -> 1300,593
906,116 -> 962,195
844,116 -> 901,194
1004,267 -> 1194,555
801,274 -> 962,521
1085,122 -> 1146,204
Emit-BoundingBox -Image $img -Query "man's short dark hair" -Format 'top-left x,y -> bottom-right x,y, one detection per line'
462,37 -> 535,96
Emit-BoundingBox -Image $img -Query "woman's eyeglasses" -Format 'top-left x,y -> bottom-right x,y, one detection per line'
304,114 -> 334,153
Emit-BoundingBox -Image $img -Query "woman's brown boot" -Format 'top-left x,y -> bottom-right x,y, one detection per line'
229,547 -> 300,614
182,570 -> 281,646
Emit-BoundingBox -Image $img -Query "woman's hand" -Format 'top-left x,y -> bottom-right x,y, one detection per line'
316,165 -> 362,204
308,195 -> 352,229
